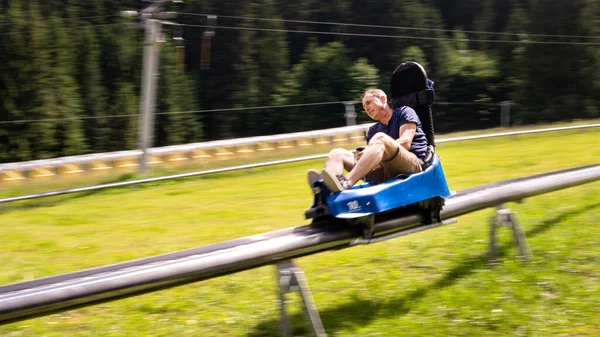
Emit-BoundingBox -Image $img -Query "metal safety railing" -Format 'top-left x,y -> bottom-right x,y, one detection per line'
2,122 -> 598,185
0,124 -> 370,185
1,123 -> 599,204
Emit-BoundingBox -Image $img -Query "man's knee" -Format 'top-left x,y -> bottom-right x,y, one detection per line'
327,148 -> 351,161
369,135 -> 398,162
368,132 -> 393,145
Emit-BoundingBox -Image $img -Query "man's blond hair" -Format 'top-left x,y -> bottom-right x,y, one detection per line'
361,89 -> 387,100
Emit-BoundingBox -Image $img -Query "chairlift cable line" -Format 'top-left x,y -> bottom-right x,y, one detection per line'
0,101 -> 344,124
167,22 -> 600,46
180,12 -> 600,40
0,101 -> 502,125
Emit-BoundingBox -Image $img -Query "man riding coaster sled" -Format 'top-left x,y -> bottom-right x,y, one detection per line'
304,61 -> 451,240
308,88 -> 428,192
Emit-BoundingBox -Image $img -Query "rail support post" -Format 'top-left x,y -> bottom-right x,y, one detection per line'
276,260 -> 326,337
489,205 -> 532,264
343,101 -> 357,126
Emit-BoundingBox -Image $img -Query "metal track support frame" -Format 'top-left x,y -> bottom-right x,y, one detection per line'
276,260 -> 326,337
489,205 -> 532,264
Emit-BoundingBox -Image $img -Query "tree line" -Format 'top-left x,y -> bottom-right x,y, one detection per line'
1,0 -> 599,163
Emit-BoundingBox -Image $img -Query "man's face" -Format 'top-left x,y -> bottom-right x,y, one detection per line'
362,94 -> 386,120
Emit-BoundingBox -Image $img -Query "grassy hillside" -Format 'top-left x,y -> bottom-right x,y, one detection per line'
0,127 -> 599,336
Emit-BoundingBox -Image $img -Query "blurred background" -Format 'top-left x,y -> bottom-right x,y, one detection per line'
0,0 -> 599,163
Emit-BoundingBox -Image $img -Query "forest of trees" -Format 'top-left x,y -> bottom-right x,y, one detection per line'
1,0 -> 599,163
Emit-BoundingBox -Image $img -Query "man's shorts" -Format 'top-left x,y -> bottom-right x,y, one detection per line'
364,146 -> 422,184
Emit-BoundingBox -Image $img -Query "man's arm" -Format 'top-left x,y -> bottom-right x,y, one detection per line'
396,122 -> 417,150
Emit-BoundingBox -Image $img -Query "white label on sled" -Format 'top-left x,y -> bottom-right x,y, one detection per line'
347,200 -> 361,212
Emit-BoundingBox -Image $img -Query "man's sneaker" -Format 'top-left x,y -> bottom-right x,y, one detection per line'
321,168 -> 351,192
307,169 -> 322,190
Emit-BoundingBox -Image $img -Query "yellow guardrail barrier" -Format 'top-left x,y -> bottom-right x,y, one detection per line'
0,124 -> 371,185
5,123 -> 596,185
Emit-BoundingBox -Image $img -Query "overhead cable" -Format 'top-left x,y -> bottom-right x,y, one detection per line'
180,12 -> 600,40
167,22 -> 600,46
0,101 -> 504,125
0,102 -> 344,124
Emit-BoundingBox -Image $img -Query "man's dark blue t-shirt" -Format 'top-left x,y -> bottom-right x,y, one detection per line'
366,106 -> 428,161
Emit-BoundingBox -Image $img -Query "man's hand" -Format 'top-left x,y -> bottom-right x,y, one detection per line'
353,146 -> 365,162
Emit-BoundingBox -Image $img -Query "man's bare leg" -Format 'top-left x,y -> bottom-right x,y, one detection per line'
321,135 -> 397,192
323,148 -> 355,176
309,149 -> 355,190
346,133 -> 399,186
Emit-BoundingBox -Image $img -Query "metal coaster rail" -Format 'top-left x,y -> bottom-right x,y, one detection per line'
0,163 -> 599,325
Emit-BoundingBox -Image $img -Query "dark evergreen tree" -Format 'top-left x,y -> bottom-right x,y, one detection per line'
471,0 -> 494,50
74,25 -> 108,152
23,2 -> 60,160
228,0 -> 289,137
0,2 -> 33,162
182,0 -> 246,140
499,1 -> 530,123
98,23 -> 141,151
344,0 -> 403,78
393,0 -> 451,87
47,14 -> 86,156
514,0 -> 599,124
278,41 -> 379,131
275,0 -> 350,65
155,38 -> 202,147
